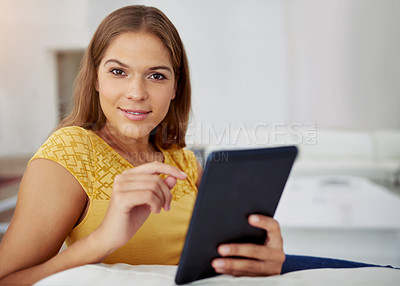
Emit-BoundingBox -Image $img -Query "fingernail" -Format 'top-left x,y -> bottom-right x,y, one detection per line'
250,215 -> 260,223
180,171 -> 187,177
213,260 -> 225,268
215,268 -> 224,273
219,245 -> 230,255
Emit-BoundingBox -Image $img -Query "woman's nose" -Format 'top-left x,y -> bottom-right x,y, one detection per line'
125,78 -> 148,100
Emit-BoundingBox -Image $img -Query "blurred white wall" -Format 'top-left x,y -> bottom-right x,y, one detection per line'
0,0 -> 288,156
0,0 -> 91,156
0,0 -> 399,157
287,0 -> 400,129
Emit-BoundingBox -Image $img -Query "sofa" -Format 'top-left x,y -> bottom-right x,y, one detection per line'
289,129 -> 400,193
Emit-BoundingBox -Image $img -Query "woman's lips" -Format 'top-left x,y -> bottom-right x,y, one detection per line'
119,108 -> 151,121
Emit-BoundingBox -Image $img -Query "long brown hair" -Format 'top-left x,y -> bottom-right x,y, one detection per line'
57,5 -> 191,149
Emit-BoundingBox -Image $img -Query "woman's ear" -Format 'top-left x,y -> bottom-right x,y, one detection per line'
95,78 -> 99,92
172,76 -> 178,99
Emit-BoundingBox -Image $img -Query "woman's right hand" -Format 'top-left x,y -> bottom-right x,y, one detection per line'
93,161 -> 187,253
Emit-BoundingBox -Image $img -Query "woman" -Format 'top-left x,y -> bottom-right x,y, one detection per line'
0,6 -> 285,284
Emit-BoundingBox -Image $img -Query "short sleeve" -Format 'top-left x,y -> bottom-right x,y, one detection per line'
181,149 -> 198,187
167,148 -> 198,189
29,126 -> 95,194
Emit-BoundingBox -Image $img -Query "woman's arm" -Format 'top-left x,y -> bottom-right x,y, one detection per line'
0,159 -> 110,284
0,159 -> 187,285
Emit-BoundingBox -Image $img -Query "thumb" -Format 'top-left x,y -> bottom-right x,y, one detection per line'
164,176 -> 177,189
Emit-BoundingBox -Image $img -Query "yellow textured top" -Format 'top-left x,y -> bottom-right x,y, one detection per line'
29,126 -> 198,265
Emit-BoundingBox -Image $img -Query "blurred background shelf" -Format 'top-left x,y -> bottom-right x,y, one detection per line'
0,156 -> 29,241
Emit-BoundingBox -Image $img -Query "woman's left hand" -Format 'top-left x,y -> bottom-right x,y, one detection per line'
211,215 -> 285,277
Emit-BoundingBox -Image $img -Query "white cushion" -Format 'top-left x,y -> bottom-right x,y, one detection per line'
298,130 -> 373,160
291,160 -> 393,181
373,130 -> 400,160
35,264 -> 400,286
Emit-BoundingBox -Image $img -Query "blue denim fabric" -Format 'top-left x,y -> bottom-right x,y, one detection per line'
282,254 -> 397,274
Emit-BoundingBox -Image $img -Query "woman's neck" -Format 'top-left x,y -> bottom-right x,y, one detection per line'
96,125 -> 163,166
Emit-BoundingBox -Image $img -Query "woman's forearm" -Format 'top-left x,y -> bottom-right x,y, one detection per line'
0,230 -> 112,285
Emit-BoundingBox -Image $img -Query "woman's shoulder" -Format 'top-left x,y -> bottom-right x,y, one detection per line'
47,126 -> 96,146
51,126 -> 94,138
29,126 -> 97,199
31,126 -> 96,161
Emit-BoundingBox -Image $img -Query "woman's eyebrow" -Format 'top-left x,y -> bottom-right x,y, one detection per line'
103,60 -> 172,74
103,59 -> 129,68
149,66 -> 173,74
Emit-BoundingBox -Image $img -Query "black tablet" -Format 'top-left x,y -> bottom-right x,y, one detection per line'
175,146 -> 298,285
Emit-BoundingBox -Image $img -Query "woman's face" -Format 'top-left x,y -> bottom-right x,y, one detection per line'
96,32 -> 176,141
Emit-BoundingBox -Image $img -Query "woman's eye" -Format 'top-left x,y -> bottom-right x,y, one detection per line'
149,73 -> 166,80
110,69 -> 126,76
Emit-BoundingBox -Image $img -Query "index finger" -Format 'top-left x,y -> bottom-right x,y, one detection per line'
123,161 -> 187,180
